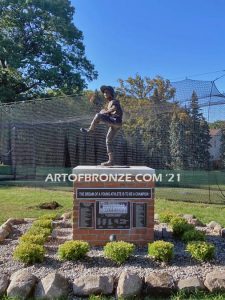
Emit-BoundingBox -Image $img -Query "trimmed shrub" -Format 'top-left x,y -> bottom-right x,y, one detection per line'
32,219 -> 53,230
104,241 -> 135,264
148,240 -> 174,262
170,216 -> 194,238
38,213 -> 58,221
27,226 -> 52,238
19,233 -> 46,245
58,240 -> 90,261
13,242 -> 45,264
186,241 -> 215,261
159,211 -> 177,223
181,229 -> 205,243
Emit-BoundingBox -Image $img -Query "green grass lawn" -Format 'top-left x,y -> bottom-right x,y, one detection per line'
0,186 -> 72,224
0,186 -> 225,226
156,187 -> 225,204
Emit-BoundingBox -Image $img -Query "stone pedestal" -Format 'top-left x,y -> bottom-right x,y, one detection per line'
73,166 -> 155,246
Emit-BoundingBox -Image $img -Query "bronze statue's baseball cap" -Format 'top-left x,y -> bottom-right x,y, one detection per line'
100,85 -> 115,96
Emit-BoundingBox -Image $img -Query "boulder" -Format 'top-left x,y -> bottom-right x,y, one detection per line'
117,271 -> 142,298
183,214 -> 195,221
145,272 -> 175,296
207,221 -> 221,230
73,275 -> 114,296
0,274 -> 9,296
189,218 -> 205,227
5,218 -> 25,225
61,211 -> 72,221
1,222 -> 13,233
177,277 -> 205,293
204,271 -> 225,292
214,224 -> 222,234
0,228 -> 9,242
35,272 -> 69,299
7,269 -> 38,299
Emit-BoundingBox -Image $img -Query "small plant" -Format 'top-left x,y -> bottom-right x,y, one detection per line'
170,216 -> 194,238
159,211 -> 177,223
19,233 -> 46,245
32,219 -> 53,229
181,229 -> 205,243
13,242 -> 45,264
186,241 -> 215,261
38,213 -> 58,221
148,240 -> 174,262
27,226 -> 52,238
104,241 -> 135,264
58,240 -> 90,261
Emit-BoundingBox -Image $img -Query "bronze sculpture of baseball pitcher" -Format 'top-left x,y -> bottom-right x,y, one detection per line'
80,85 -> 123,166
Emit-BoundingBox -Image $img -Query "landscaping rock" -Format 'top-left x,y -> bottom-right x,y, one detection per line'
190,218 -> 205,227
5,218 -> 25,225
207,221 -> 221,230
204,271 -> 225,292
214,224 -> 222,234
73,275 -> 114,296
0,274 -> 9,296
61,211 -> 72,221
35,272 -> 69,299
117,271 -> 142,298
183,214 -> 195,221
7,269 -> 38,299
177,277 -> 205,293
145,272 -> 175,296
0,224 -> 12,242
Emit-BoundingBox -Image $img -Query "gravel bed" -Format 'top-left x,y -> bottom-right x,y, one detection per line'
0,222 -> 225,283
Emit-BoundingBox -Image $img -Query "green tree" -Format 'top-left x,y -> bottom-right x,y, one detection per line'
0,0 -> 98,103
189,91 -> 210,169
169,110 -> 191,169
117,74 -> 175,102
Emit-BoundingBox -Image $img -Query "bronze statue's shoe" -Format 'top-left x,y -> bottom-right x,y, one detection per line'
101,160 -> 113,166
80,128 -> 89,133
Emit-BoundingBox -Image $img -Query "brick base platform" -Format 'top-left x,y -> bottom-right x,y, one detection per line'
73,166 -> 155,246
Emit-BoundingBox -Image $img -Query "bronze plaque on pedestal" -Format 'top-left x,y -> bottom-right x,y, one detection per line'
96,201 -> 130,229
79,203 -> 94,228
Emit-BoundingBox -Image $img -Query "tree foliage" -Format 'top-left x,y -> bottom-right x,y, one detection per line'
0,0 -> 98,102
117,75 -> 176,168
169,109 -> 191,169
117,73 -> 175,102
189,91 -> 211,169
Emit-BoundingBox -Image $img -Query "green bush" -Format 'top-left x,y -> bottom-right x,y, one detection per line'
27,226 -> 52,238
159,211 -> 177,223
186,241 -> 215,261
58,240 -> 90,261
103,241 -> 135,264
148,240 -> 174,262
19,233 -> 46,245
170,216 -> 194,238
181,229 -> 205,243
32,219 -> 53,230
13,242 -> 45,264
38,213 -> 58,221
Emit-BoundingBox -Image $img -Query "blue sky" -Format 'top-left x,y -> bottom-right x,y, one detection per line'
72,0 -> 225,93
